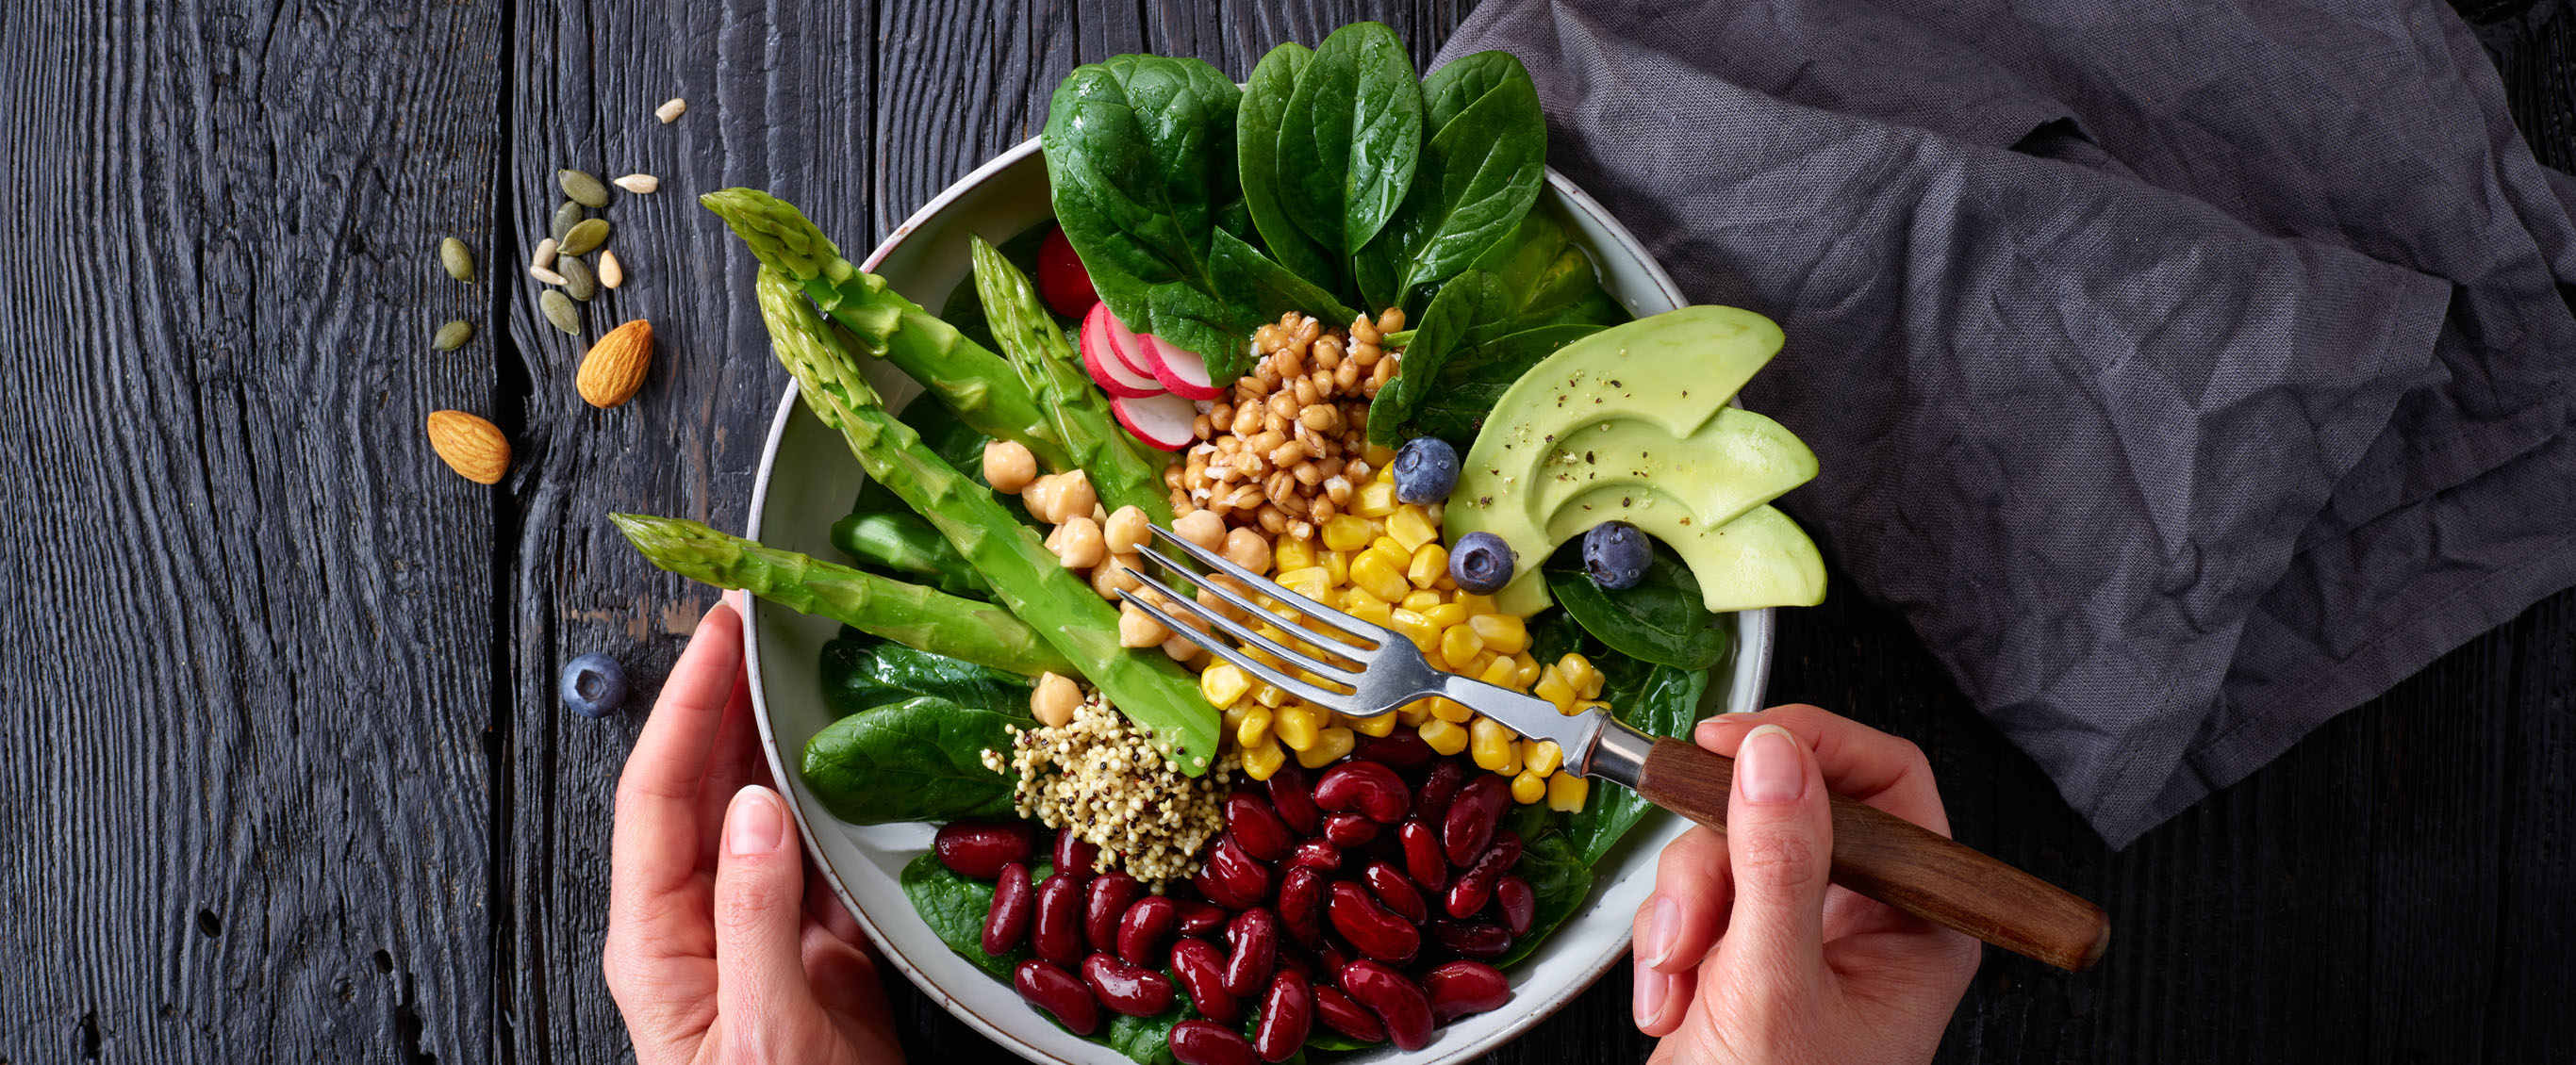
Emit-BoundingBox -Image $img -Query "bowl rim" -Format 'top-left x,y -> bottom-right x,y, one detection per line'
741,134 -> 1775,1063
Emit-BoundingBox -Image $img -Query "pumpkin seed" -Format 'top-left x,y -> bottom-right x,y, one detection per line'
550,200 -> 585,244
599,250 -> 625,289
655,98 -> 686,123
557,254 -> 597,301
438,238 -> 475,283
432,320 -> 473,351
558,169 -> 609,208
612,173 -> 659,194
557,218 -> 610,256
540,290 -> 582,336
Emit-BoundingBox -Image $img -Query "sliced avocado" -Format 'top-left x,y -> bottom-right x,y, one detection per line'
1524,409 -> 1817,530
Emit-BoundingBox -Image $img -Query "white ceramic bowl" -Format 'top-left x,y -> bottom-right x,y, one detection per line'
744,137 -> 1775,1064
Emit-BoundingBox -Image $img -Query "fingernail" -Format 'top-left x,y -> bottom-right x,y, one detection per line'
727,786 -> 786,857
1738,724 -> 1807,805
1631,964 -> 1668,1026
1640,894 -> 1678,967
1716,712 -> 1763,722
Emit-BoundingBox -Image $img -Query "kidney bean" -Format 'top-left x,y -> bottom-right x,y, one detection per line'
1329,880 -> 1421,965
1054,831 -> 1100,884
1085,871 -> 1146,953
1175,899 -> 1229,936
1014,958 -> 1098,1036
1397,820 -> 1449,893
1340,959 -> 1435,1051
1286,837 -> 1342,873
1412,761 -> 1467,825
1082,951 -> 1177,1017
1032,873 -> 1085,966
1426,919 -> 1513,960
1425,959 -> 1512,1023
1265,762 -> 1321,835
1167,1019 -> 1260,1065
1312,984 -> 1386,1043
1193,865 -> 1256,911
1322,812 -> 1381,848
1221,908 -> 1280,998
1204,833 -> 1273,906
1314,761 -> 1411,824
983,861 -> 1033,955
1445,831 -> 1524,920
1224,793 -> 1294,861
1271,942 -> 1317,979
1443,776 -> 1510,867
935,820 -> 1040,879
1315,936 -> 1353,975
1253,968 -> 1313,1063
1170,938 -> 1242,1024
1276,867 -> 1329,948
1361,859 -> 1428,923
1493,875 -> 1536,936
1117,894 -> 1179,967
1351,730 -> 1433,768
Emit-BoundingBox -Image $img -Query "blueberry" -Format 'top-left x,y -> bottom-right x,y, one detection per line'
1390,436 -> 1461,504
561,653 -> 630,718
1448,532 -> 1517,595
1582,521 -> 1652,591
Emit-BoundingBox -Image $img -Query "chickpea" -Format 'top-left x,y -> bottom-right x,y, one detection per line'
1161,634 -> 1201,663
1022,472 -> 1060,517
1104,505 -> 1151,554
1222,527 -> 1271,574
1031,672 -> 1082,728
1047,515 -> 1105,569
1038,469 -> 1094,524
1118,601 -> 1171,648
1092,551 -> 1142,599
983,440 -> 1038,494
1175,509 -> 1227,550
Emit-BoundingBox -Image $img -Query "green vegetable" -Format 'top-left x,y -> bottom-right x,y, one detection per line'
1493,829 -> 1593,967
940,220 -> 1057,353
1238,42 -> 1340,295
1405,324 -> 1601,442
701,188 -> 1075,475
1355,52 -> 1547,314
1541,538 -> 1731,671
830,510 -> 991,598
609,513 -> 1072,678
900,853 -> 1023,979
1366,269 -> 1510,445
1275,22 -> 1424,303
819,633 -> 1032,719
1459,207 -> 1631,346
757,265 -> 1223,775
1563,661 -> 1711,866
1107,1005 -> 1193,1065
968,234 -> 1174,524
803,696 -> 1029,824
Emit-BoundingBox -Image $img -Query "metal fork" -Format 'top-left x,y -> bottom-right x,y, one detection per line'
1118,522 -> 2109,972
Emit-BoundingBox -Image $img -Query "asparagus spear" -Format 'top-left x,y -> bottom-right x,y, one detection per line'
701,188 -> 1074,474
610,514 -> 1072,678
831,509 -> 992,598
967,234 -> 1173,524
754,266 -> 1222,775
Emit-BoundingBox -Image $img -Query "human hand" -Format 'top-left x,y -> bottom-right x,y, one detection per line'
604,598 -> 906,1065
1632,705 -> 1981,1065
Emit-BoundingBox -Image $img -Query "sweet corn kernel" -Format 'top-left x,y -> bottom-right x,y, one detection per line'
1407,543 -> 1447,588
1199,663 -> 1251,708
1274,704 -> 1321,749
1430,696 -> 1477,723
1418,716 -> 1470,755
1433,573 -> 1456,592
1253,681 -> 1288,709
1355,481 -> 1399,517
1454,593 -> 1496,615
1351,552 -> 1410,603
1477,655 -> 1520,688
1237,706 -> 1274,748
1244,737 -> 1286,780
1274,536 -> 1317,573
1513,652 -> 1542,688
1471,716 -> 1521,774
1342,586 -> 1386,612
1400,589 -> 1445,613
1388,505 -> 1440,552
1322,549 -> 1350,588
1439,624 -> 1484,669
1511,770 -> 1547,804
1467,614 -> 1527,656
1534,667 -> 1577,714
1575,698 -> 1612,715
1524,739 -> 1563,777
1546,772 -> 1590,811
1389,609 -> 1440,652
1241,644 -> 1284,670
1346,598 -> 1395,629
1364,442 -> 1398,467
1466,650 -> 1498,678
1296,726 -> 1355,767
1346,709 -> 1395,737
1321,515 -> 1374,552
1421,602 -> 1469,630
1580,671 -> 1606,701
1395,698 -> 1434,727
1558,653 -> 1598,696
1221,702 -> 1249,732
1279,565 -> 1332,602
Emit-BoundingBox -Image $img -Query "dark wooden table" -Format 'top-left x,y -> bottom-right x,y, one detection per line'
3,1 -> 2568,1061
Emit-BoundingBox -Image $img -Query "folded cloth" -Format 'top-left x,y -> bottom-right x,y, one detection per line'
1435,0 -> 2576,845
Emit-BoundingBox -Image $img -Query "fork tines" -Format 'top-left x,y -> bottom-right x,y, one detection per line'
1115,524 -> 1397,712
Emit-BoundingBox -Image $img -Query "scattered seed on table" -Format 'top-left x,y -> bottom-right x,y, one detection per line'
612,173 -> 658,194
529,237 -> 558,271
432,320 -> 473,351
528,265 -> 569,286
655,98 -> 686,123
550,200 -> 585,244
540,290 -> 582,335
558,169 -> 610,208
557,218 -> 610,256
599,250 -> 625,289
557,254 -> 597,301
438,238 -> 475,283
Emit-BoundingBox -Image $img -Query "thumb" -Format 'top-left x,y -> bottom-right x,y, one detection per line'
1715,724 -> 1831,1005
713,785 -> 817,1049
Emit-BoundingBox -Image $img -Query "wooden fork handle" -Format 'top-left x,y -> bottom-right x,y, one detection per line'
1632,738 -> 2109,972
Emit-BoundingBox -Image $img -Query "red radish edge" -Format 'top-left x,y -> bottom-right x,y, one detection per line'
1101,305 -> 1163,381
1141,335 -> 1225,401
1112,393 -> 1197,451
1081,303 -> 1164,399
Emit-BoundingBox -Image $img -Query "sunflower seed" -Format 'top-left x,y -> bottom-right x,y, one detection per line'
599,250 -> 625,289
557,218 -> 610,256
655,98 -> 686,123
432,320 -> 473,351
557,254 -> 597,301
559,169 -> 610,208
438,238 -> 475,283
550,200 -> 585,244
612,173 -> 658,194
529,237 -> 558,271
540,290 -> 582,335
528,265 -> 569,286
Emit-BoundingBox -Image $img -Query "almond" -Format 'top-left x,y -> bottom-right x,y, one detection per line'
578,319 -> 653,408
426,410 -> 509,484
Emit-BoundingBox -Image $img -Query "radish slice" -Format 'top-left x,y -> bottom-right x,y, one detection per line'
1102,306 -> 1162,382
1112,393 -> 1198,451
1141,334 -> 1225,401
1081,303 -> 1164,399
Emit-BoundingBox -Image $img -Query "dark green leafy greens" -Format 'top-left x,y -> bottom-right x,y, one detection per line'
1238,42 -> 1339,295
1405,324 -> 1601,442
1364,269 -> 1511,444
1493,829 -> 1593,967
1353,52 -> 1547,313
818,633 -> 1033,719
1273,23 -> 1423,274
801,696 -> 1030,825
1542,538 -> 1732,671
900,853 -> 1021,980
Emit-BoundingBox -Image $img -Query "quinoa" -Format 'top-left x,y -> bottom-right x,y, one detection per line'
981,695 -> 1236,887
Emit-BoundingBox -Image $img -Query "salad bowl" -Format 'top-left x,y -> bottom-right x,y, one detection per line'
741,136 -> 1775,1065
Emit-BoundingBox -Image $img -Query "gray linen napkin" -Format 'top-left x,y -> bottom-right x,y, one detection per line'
1435,0 -> 2576,845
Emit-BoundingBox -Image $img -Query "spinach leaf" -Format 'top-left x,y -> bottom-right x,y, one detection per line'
818,633 -> 1033,718
1366,269 -> 1510,445
1108,1004 -> 1193,1065
1405,323 -> 1601,443
900,853 -> 1021,980
1494,829 -> 1593,967
1305,1031 -> 1379,1052
801,696 -> 1030,824
1541,539 -> 1730,670
1275,23 -> 1423,268
1456,206 -> 1632,347
1359,52 -> 1547,313
1209,227 -> 1357,332
1238,42 -> 1340,296
1562,658 -> 1710,867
